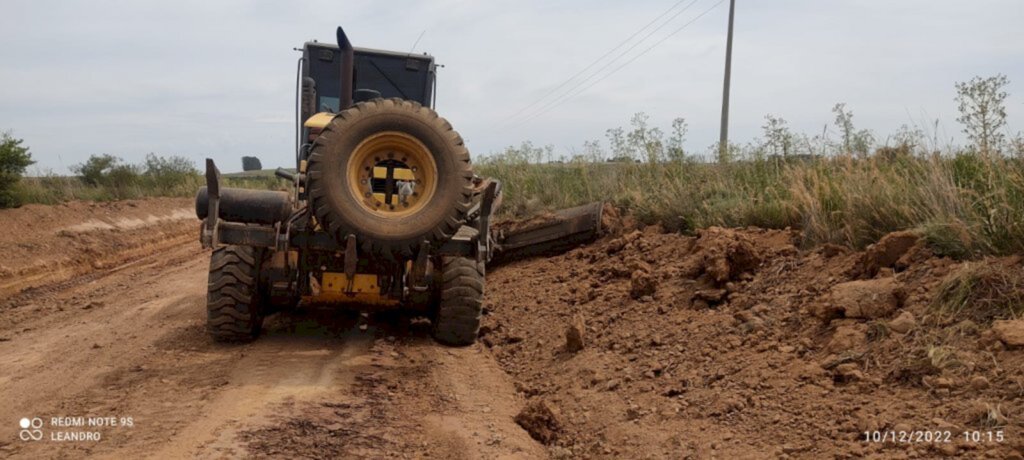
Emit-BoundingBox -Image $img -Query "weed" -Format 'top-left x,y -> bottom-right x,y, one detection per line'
931,261 -> 1024,323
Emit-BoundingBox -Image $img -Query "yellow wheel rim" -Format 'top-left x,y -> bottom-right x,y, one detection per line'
347,131 -> 438,217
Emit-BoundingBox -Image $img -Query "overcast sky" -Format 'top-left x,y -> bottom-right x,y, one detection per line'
2,0 -> 1022,173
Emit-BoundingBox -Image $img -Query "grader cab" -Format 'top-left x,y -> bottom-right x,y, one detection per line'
195,27 -> 602,345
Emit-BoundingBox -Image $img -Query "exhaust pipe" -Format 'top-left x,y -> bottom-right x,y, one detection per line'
194,159 -> 292,227
336,26 -> 354,110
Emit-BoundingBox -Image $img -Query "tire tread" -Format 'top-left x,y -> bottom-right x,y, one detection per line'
432,257 -> 484,346
206,246 -> 263,342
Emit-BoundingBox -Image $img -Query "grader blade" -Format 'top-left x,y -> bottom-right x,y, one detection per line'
493,202 -> 604,262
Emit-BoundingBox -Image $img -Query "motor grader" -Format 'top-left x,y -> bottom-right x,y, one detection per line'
195,27 -> 602,345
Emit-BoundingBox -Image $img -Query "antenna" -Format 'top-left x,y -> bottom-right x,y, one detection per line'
408,30 -> 426,55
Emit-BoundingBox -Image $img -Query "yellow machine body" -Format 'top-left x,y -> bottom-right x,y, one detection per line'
302,272 -> 400,307
303,112 -> 335,131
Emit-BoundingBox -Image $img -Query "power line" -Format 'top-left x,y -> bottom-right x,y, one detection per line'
516,0 -> 725,126
510,0 -> 705,126
501,0 -> 696,124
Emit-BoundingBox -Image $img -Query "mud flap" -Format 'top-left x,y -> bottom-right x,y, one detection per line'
200,159 -> 221,249
492,202 -> 603,263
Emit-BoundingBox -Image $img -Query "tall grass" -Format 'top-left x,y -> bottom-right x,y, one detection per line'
477,148 -> 1024,258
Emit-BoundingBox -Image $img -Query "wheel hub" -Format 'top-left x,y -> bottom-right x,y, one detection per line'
347,131 -> 438,217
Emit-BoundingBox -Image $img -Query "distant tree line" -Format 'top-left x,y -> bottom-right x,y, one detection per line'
485,73 -> 1019,165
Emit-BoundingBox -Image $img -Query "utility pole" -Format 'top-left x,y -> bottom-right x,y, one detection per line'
718,0 -> 736,162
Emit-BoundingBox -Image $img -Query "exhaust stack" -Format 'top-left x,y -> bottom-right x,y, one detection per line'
336,27 -> 354,110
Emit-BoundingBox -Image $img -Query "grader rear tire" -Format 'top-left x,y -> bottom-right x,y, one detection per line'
307,98 -> 474,259
206,246 -> 264,342
431,257 -> 484,346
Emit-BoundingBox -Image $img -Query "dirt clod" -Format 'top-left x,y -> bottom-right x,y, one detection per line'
827,278 -> 904,319
565,314 -> 586,353
969,375 -> 991,391
859,230 -> 920,277
694,288 -> 727,305
514,400 -> 562,445
693,227 -> 762,284
599,203 -> 624,236
992,319 -> 1024,347
923,376 -> 955,389
629,270 -> 657,299
827,324 -> 866,353
834,363 -> 864,382
888,310 -> 916,333
820,243 -> 849,258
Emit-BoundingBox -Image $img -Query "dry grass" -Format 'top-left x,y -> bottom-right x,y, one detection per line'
478,149 -> 1024,258
931,260 -> 1024,323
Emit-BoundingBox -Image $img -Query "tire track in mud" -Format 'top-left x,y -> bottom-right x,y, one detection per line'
0,240 -> 543,459
150,326 -> 376,458
238,318 -> 545,459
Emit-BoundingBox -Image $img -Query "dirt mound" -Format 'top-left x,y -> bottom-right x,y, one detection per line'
684,226 -> 765,284
484,226 -> 1024,458
0,197 -> 195,297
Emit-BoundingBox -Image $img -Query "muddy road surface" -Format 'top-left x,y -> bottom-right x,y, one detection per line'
0,199 -> 541,459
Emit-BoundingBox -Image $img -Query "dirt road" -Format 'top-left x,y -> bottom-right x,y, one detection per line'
0,199 -> 543,459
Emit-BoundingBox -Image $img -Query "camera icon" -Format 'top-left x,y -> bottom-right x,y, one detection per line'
19,417 -> 43,441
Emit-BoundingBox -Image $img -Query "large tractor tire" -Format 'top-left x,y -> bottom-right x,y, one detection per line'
206,246 -> 264,342
431,256 -> 484,346
307,98 -> 474,259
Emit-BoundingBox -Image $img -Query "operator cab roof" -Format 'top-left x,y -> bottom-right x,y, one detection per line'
303,41 -> 436,110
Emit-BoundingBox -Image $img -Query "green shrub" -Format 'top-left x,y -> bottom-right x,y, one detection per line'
0,131 -> 35,208
74,154 -> 126,186
71,154 -> 141,199
143,154 -> 200,195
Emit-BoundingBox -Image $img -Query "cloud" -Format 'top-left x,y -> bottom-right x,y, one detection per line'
1,0 -> 1022,173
